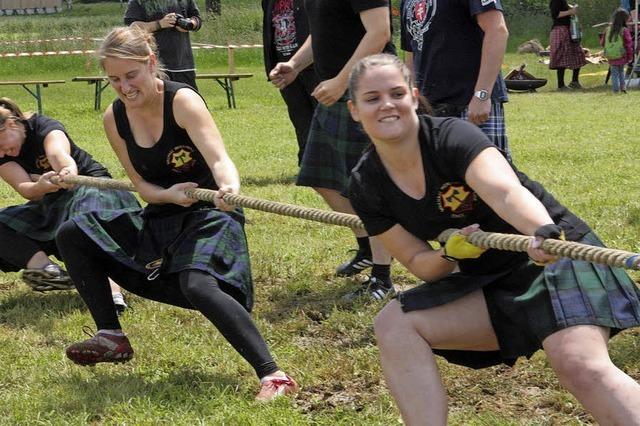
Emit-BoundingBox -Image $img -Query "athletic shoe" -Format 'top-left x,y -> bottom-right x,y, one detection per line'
568,81 -> 583,90
342,277 -> 395,302
335,250 -> 373,277
22,264 -> 74,292
255,374 -> 299,402
66,327 -> 134,366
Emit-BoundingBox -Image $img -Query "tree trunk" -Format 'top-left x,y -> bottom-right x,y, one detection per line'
205,0 -> 221,15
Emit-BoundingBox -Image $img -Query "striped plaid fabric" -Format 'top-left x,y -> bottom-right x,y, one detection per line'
72,207 -> 254,311
460,102 -> 511,158
397,232 -> 640,368
0,185 -> 139,242
549,25 -> 588,70
296,99 -> 371,194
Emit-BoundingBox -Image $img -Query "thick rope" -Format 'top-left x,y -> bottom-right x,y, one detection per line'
59,175 -> 365,229
57,175 -> 640,271
437,229 -> 640,271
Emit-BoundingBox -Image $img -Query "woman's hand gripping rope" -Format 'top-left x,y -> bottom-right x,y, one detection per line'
528,224 -> 564,266
441,224 -> 487,262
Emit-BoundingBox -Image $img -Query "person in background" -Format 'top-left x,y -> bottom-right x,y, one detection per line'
125,0 -> 202,91
549,0 -> 587,91
602,8 -> 634,94
347,53 -> 640,426
57,27 -> 298,402
0,97 -> 135,312
269,0 -> 397,300
262,0 -> 319,166
400,0 -> 511,158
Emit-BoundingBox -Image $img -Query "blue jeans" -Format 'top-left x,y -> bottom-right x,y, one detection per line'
610,64 -> 626,92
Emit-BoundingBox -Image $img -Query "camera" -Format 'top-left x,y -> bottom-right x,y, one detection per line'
174,14 -> 195,31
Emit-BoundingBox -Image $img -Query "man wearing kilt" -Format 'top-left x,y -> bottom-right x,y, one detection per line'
269,0 -> 397,300
0,97 -> 135,311
346,54 -> 640,425
400,0 -> 511,159
56,27 -> 298,402
549,0 -> 587,90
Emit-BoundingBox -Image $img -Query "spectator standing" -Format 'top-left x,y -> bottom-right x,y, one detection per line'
268,0 -> 397,300
548,0 -> 587,91
262,0 -> 319,165
125,0 -> 202,91
400,0 -> 511,158
602,8 -> 634,94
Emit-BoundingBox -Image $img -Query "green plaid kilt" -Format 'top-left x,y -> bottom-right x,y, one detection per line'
398,232 -> 640,369
296,98 -> 371,194
72,206 -> 254,311
0,185 -> 139,242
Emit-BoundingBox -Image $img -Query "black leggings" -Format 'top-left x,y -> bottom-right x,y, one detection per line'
0,223 -> 58,272
56,220 -> 279,378
556,68 -> 581,88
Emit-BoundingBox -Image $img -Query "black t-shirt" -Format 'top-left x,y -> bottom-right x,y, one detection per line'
124,0 -> 201,72
549,0 -> 570,27
304,0 -> 395,81
400,0 -> 508,106
112,80 -> 216,216
0,114 -> 109,177
348,116 -> 590,274
262,0 -> 312,75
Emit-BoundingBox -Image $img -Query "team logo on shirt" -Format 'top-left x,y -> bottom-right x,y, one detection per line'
35,154 -> 51,171
437,182 -> 476,217
481,0 -> 497,6
404,0 -> 437,52
167,145 -> 196,173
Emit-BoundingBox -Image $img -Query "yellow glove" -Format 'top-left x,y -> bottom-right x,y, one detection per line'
442,231 -> 486,262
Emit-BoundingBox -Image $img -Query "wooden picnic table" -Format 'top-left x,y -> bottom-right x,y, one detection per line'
0,79 -> 65,114
72,72 -> 254,111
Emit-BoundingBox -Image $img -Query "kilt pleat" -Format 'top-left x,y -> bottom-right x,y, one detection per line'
296,99 -> 371,193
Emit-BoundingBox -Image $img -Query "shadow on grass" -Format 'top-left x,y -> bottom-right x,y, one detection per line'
0,290 -> 87,327
52,367 -> 241,417
242,174 -> 297,187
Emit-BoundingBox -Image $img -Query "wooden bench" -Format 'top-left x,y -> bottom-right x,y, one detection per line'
0,80 -> 65,114
72,73 -> 253,111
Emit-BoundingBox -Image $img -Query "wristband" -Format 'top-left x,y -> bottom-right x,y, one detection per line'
155,20 -> 161,31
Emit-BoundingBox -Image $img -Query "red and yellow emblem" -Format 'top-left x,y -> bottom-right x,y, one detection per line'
437,182 -> 475,216
166,145 -> 196,173
35,154 -> 51,171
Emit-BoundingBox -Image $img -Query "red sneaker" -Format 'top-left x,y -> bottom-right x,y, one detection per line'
66,328 -> 134,366
255,374 -> 299,402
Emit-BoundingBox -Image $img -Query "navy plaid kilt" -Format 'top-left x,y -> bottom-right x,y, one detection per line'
0,184 -> 139,242
296,98 -> 371,194
397,232 -> 640,369
72,206 -> 254,311
460,102 -> 511,160
549,26 -> 587,70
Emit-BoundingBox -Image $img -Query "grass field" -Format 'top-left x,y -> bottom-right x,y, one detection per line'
1,2 -> 639,425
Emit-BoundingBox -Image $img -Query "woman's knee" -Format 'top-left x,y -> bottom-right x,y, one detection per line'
56,220 -> 82,248
374,301 -> 413,347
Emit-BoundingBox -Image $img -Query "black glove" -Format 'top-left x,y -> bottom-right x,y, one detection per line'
534,224 -> 565,240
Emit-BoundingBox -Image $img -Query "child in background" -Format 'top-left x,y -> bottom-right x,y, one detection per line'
602,8 -> 634,93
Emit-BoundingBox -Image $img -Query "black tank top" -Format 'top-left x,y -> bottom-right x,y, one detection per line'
113,80 -> 217,216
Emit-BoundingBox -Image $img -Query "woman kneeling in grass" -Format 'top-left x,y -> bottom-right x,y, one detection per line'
346,53 -> 640,425
57,26 -> 298,402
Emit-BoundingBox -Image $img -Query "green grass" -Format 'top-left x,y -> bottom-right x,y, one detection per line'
1,4 -> 640,425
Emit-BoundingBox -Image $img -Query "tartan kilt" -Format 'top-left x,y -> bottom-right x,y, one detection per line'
549,25 -> 587,70
0,184 -> 140,242
397,232 -> 640,369
72,206 -> 254,311
460,102 -> 511,160
296,98 -> 371,194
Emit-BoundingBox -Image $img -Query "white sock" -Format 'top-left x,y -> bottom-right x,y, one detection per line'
98,329 -> 125,337
260,371 -> 287,383
111,292 -> 126,307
